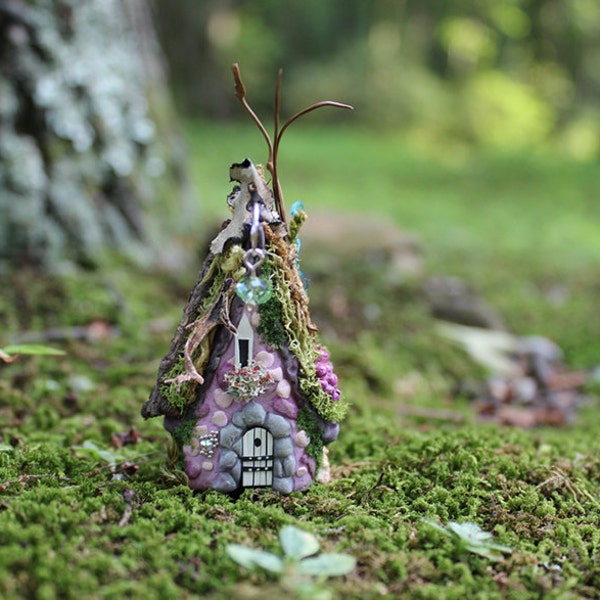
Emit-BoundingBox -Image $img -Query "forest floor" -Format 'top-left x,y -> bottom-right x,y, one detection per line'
1,125 -> 600,599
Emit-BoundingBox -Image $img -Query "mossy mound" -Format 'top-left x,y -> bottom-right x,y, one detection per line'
0,256 -> 598,599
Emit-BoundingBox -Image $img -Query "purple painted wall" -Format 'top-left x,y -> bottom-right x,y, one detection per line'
181,312 -> 317,493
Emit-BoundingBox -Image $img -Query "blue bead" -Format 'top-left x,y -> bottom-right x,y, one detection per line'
300,270 -> 310,290
290,201 -> 305,217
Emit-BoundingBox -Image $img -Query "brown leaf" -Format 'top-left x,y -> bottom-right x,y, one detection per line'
111,427 -> 142,448
231,63 -> 246,100
0,349 -> 18,363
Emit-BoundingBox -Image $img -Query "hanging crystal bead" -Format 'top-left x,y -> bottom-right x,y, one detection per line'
235,275 -> 273,305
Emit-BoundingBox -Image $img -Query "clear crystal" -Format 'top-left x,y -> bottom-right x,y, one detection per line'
235,275 -> 272,305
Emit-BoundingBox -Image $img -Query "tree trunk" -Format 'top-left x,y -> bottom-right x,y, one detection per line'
0,0 -> 191,271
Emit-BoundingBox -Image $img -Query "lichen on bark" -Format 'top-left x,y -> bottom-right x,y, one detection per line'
0,0 -> 190,271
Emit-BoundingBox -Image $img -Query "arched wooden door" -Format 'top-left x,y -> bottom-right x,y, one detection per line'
241,427 -> 274,488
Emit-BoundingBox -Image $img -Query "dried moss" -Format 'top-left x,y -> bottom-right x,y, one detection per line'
262,247 -> 349,423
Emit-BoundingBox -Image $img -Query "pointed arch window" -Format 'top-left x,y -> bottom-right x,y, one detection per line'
235,312 -> 254,368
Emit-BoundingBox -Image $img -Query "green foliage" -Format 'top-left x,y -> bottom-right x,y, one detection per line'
2,129 -> 600,598
1,344 -> 65,357
279,526 -> 321,560
158,1 -> 600,157
257,260 -> 288,350
71,440 -> 121,466
227,525 -> 355,598
464,71 -> 555,147
259,253 -> 349,423
296,406 -> 324,468
161,355 -> 193,413
171,417 -> 197,449
422,519 -> 512,561
0,344 -> 65,365
288,205 -> 307,243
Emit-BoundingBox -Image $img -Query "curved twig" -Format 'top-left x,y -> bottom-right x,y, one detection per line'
273,100 -> 353,221
276,101 -> 354,147
232,63 -> 273,162
271,68 -> 286,219
232,64 -> 353,225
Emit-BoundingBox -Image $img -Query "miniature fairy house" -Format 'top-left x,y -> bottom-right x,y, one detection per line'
142,65 -> 351,494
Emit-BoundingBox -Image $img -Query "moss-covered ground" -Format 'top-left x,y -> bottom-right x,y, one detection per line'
1,126 -> 600,598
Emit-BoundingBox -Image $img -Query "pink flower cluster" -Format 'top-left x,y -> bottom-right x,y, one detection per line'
315,349 -> 341,401
224,362 -> 273,400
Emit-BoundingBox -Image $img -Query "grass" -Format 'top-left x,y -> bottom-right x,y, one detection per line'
188,122 -> 600,267
1,124 -> 600,598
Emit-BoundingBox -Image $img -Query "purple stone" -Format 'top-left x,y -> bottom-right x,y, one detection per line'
186,460 -> 202,479
322,421 -> 340,444
321,381 -> 335,395
273,397 -> 298,419
315,363 -> 330,377
196,404 -> 210,419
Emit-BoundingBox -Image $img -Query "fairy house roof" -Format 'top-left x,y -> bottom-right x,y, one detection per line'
142,158 -> 347,426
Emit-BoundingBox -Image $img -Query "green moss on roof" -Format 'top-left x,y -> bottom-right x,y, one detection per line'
257,260 -> 288,350
296,405 -> 324,468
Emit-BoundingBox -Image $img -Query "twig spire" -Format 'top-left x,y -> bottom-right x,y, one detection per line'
232,63 -> 353,225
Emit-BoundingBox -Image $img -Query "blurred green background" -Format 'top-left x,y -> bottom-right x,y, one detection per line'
153,0 -> 600,159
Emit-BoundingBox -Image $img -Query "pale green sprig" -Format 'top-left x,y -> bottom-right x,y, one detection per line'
227,525 -> 355,599
0,343 -> 65,363
422,519 -> 512,561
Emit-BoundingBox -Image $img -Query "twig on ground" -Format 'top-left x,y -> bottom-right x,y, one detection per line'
118,488 -> 137,527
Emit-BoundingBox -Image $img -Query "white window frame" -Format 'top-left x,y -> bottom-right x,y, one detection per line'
234,311 -> 254,368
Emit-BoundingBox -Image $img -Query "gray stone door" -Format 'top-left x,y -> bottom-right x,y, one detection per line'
241,427 -> 274,488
